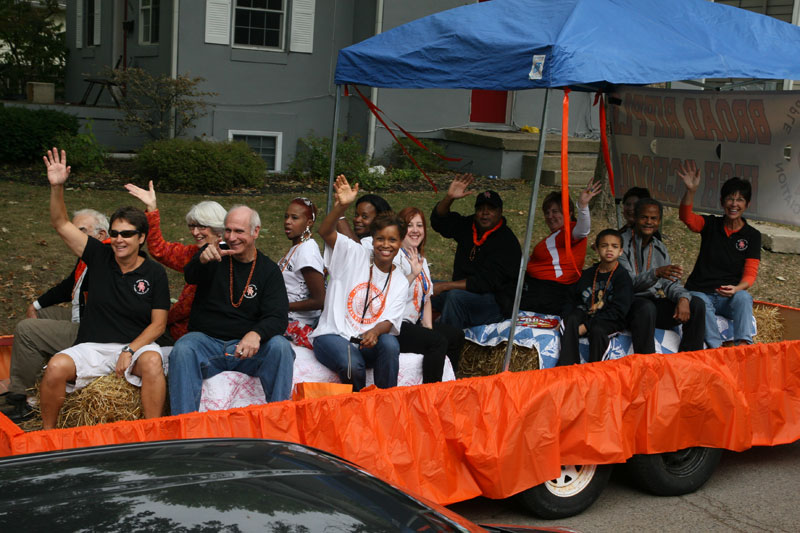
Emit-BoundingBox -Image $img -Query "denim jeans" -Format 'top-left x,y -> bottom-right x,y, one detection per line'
168,332 -> 295,415
431,289 -> 504,330
312,333 -> 399,391
689,290 -> 754,348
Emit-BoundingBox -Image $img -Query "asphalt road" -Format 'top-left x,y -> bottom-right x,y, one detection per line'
450,441 -> 800,532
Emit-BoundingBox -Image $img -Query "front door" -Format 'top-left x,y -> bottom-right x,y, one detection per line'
468,0 -> 508,124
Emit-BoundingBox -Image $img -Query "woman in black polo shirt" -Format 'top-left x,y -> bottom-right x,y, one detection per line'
39,148 -> 171,430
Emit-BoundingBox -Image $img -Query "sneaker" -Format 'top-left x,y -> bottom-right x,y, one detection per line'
0,396 -> 34,423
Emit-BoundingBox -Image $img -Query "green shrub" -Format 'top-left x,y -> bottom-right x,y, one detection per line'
380,137 -> 448,172
0,105 -> 79,162
288,132 -> 369,184
53,123 -> 106,173
136,138 -> 266,193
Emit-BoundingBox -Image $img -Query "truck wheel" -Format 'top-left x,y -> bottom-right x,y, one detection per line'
516,464 -> 613,519
627,447 -> 722,496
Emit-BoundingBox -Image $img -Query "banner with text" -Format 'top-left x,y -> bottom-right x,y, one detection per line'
609,87 -> 800,226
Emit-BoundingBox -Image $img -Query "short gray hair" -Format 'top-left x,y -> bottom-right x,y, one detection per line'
185,201 -> 227,236
73,209 -> 109,236
226,205 -> 261,235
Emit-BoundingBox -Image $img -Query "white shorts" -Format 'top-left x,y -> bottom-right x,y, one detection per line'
57,342 -> 167,393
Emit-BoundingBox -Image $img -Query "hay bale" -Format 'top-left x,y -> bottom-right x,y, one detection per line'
457,341 -> 539,379
19,375 -> 142,431
754,304 -> 783,344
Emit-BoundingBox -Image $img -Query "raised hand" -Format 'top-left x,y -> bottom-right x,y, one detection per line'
43,148 -> 70,185
404,246 -> 423,280
199,242 -> 234,264
578,179 -> 603,208
447,173 -> 475,200
677,160 -> 701,193
334,174 -> 359,207
124,180 -> 157,211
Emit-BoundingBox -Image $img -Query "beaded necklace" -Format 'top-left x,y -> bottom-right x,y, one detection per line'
470,220 -> 503,261
230,254 -> 258,308
633,235 -> 653,274
589,262 -> 618,314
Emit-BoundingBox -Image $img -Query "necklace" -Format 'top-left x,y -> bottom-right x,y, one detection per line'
589,262 -> 618,314
470,220 -> 503,261
279,243 -> 300,273
360,261 -> 393,323
633,236 -> 653,274
229,253 -> 258,308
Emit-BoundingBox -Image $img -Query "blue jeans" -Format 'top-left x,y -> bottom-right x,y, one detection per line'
312,334 -> 399,391
432,289 -> 504,329
168,332 -> 295,415
690,290 -> 754,348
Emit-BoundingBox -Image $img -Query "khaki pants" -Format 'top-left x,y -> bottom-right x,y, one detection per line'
9,306 -> 78,397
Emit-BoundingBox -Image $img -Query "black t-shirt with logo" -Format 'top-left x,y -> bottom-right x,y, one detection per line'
685,215 -> 761,293
76,237 -> 171,344
185,248 -> 289,342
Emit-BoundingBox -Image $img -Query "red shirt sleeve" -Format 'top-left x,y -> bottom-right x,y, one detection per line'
679,204 -> 705,233
740,258 -> 760,287
146,209 -> 199,272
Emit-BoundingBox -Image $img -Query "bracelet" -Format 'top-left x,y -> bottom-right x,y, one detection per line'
338,216 -> 347,220
33,300 -> 42,311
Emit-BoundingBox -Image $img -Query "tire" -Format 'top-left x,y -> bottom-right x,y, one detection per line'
516,464 -> 613,519
626,447 -> 722,496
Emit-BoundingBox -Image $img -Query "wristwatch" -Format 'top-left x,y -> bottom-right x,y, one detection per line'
121,345 -> 135,355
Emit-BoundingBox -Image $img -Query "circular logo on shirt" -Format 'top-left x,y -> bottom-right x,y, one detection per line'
347,282 -> 385,325
735,238 -> 749,251
133,279 -> 150,295
244,284 -> 258,299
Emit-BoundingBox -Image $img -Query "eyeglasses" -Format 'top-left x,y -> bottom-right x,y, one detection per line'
188,223 -> 209,230
109,229 -> 140,238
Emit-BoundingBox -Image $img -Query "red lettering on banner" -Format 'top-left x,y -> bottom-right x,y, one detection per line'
784,101 -> 800,135
715,100 -> 739,142
731,100 -> 756,143
644,96 -> 665,137
630,94 -> 649,136
617,153 -> 686,205
748,100 -> 771,145
667,158 -> 683,202
702,162 -> 721,208
652,156 -> 668,196
683,99 -> 709,140
699,99 -> 725,142
612,96 -> 633,136
663,97 -> 684,139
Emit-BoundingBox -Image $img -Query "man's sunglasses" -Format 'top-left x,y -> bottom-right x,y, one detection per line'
109,229 -> 141,238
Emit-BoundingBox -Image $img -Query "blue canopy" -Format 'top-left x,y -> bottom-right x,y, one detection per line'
335,0 -> 800,90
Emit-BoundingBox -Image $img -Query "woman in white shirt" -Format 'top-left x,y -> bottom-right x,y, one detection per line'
311,175 -> 408,391
395,207 -> 464,382
279,197 -> 325,348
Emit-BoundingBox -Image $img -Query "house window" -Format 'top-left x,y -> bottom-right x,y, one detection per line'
233,0 -> 285,49
229,130 -> 283,171
140,0 -> 160,44
86,0 -> 97,46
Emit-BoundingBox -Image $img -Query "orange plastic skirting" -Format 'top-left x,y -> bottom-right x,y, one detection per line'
2,340 -> 799,505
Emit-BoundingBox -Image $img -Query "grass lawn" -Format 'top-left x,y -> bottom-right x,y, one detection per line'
2,176 -> 799,335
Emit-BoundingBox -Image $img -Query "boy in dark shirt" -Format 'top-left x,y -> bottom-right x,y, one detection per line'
558,229 -> 633,366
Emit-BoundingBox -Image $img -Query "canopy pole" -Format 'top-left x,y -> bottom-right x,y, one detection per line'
327,85 -> 342,212
503,88 -> 551,372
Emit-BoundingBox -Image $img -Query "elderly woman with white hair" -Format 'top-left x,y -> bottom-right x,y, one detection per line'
125,180 -> 227,342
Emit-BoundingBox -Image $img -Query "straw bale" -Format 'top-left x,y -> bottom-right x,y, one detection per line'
753,304 -> 783,344
19,375 -> 142,431
457,341 -> 539,379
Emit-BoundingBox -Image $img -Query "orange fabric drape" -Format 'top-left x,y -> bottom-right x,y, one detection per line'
3,338 -> 800,506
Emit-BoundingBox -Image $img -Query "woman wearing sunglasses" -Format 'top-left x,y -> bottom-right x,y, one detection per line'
125,180 -> 226,342
40,148 -> 171,430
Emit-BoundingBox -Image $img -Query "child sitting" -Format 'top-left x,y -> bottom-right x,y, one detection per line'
558,229 -> 633,366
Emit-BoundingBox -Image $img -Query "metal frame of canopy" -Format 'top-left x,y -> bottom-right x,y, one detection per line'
325,83 -> 560,372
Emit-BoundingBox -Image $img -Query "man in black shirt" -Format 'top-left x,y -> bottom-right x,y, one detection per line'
168,205 -> 294,415
430,174 -> 522,329
1,210 -> 108,422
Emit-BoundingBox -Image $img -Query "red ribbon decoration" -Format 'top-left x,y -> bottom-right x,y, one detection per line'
561,88 -> 580,275
352,85 -> 463,193
594,91 -> 616,197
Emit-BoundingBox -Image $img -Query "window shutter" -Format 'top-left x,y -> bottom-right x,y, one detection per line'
75,1 -> 83,49
93,1 -> 101,45
205,0 -> 231,45
289,0 -> 315,53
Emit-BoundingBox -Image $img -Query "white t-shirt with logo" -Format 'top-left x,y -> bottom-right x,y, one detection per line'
311,233 -> 408,341
278,239 -> 324,326
395,250 -> 433,324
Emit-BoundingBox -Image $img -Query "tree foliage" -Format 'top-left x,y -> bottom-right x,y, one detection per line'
0,0 -> 67,98
109,68 -> 217,140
